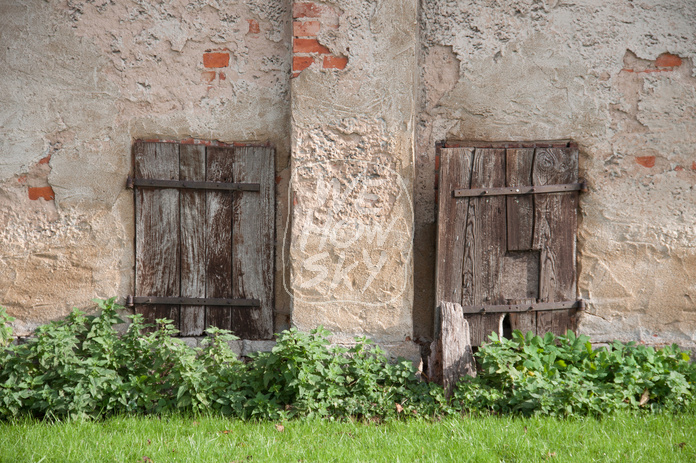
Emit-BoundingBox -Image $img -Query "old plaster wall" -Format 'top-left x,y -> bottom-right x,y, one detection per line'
416,0 -> 696,349
3,0 -> 694,355
287,0 -> 419,357
0,0 -> 291,335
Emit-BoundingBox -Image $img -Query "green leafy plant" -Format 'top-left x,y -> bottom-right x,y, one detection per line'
0,307 -> 14,348
1,301 -> 694,421
453,330 -> 696,417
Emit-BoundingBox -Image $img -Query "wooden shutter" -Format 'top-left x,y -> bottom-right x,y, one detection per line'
132,141 -> 275,339
435,143 -> 581,346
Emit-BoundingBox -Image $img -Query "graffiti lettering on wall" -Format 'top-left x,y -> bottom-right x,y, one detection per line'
284,161 -> 413,306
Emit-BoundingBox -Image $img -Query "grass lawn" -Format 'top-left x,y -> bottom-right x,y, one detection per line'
1,412 -> 694,462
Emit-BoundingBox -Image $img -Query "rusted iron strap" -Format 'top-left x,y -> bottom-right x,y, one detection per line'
460,300 -> 585,314
126,295 -> 260,307
127,176 -> 260,192
453,182 -> 585,198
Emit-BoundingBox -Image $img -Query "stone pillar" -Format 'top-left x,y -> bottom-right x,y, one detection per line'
286,1 -> 418,358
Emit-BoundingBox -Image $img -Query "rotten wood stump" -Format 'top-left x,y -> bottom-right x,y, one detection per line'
428,301 -> 476,395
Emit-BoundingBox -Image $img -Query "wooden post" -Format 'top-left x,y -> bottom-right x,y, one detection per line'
428,301 -> 476,395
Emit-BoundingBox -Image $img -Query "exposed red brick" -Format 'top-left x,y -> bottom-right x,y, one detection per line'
247,19 -> 260,34
294,20 -> 320,37
292,72 -> 301,78
293,2 -> 328,18
293,56 -> 314,72
435,154 -> 440,171
636,156 -> 656,168
293,38 -> 330,54
655,53 -> 682,68
38,155 -> 51,165
218,72 -> 226,81
275,176 -> 283,184
28,186 -> 55,201
692,161 -> 696,171
675,165 -> 684,171
323,55 -> 348,69
201,70 -> 216,83
203,52 -> 230,68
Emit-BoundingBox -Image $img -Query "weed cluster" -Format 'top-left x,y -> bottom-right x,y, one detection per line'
453,330 -> 696,417
0,300 -> 694,420
0,299 -> 444,420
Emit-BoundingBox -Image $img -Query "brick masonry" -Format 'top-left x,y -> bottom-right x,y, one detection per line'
292,2 -> 347,77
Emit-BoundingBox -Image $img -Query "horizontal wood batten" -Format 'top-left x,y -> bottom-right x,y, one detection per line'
439,140 -> 576,149
134,139 -> 272,148
127,296 -> 261,307
460,300 -> 584,314
129,177 -> 260,192
453,182 -> 585,198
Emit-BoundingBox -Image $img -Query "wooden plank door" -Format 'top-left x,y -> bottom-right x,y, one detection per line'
134,142 -> 275,339
435,144 -> 579,345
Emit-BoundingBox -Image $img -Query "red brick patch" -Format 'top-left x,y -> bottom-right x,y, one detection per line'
293,56 -> 314,72
293,38 -> 330,54
247,19 -> 260,34
203,52 -> 230,68
636,156 -> 656,168
323,55 -> 348,69
28,186 -> 55,201
294,20 -> 320,37
293,2 -> 327,18
655,53 -> 682,68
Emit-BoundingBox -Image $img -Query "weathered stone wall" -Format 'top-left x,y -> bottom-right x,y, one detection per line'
2,0 -> 694,354
416,0 -> 696,349
286,1 -> 419,358
0,0 -> 291,335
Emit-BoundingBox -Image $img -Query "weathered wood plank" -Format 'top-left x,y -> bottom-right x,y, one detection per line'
134,142 -> 180,330
435,148 -> 474,310
532,147 -> 578,336
502,153 -> 538,337
506,148 -> 535,251
205,147 -> 234,331
464,148 -> 507,345
428,302 -> 476,395
231,146 -> 275,339
179,144 -> 206,336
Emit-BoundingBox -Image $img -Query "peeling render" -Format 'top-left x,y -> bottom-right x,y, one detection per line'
416,0 -> 696,349
1,0 -> 694,355
1,0 -> 291,335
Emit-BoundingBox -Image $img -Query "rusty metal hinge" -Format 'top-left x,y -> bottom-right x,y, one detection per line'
453,181 -> 587,198
460,299 -> 585,314
126,176 -> 260,192
126,295 -> 260,308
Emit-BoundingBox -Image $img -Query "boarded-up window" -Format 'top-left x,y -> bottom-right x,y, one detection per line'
435,142 -> 582,346
131,141 -> 274,339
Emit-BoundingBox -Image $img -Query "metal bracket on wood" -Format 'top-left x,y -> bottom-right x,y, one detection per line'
126,176 -> 260,192
460,299 -> 585,314
125,295 -> 260,308
453,182 -> 585,198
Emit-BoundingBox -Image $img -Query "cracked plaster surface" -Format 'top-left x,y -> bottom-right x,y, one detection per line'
416,0 -> 696,347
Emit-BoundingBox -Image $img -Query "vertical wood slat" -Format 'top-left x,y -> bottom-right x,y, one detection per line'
179,145 -> 206,336
435,148 -> 474,311
134,142 -> 180,330
506,149 -> 535,251
505,148 -> 537,335
231,146 -> 275,339
463,148 -> 507,346
205,147 -> 234,331
533,147 -> 578,335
